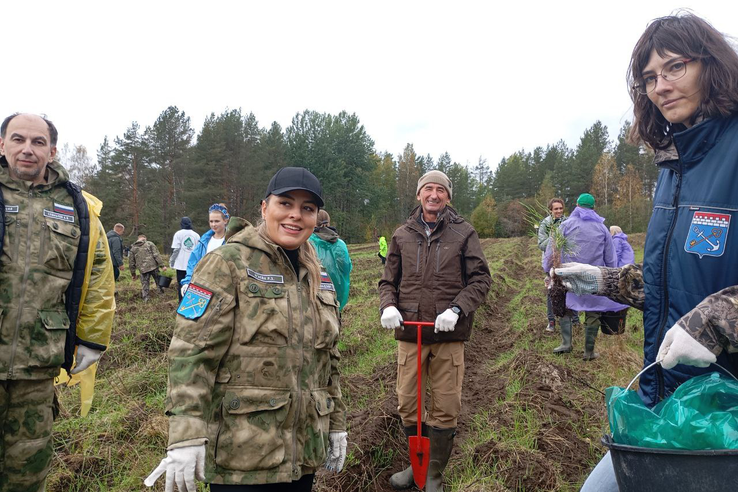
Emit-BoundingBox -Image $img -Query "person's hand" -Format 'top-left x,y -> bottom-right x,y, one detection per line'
180,284 -> 189,298
435,309 -> 459,333
120,264 -> 126,271
132,274 -> 137,280
658,325 -> 717,369
552,262 -> 602,295
325,431 -> 348,472
70,346 -> 103,374
381,306 -> 403,329
144,445 -> 205,492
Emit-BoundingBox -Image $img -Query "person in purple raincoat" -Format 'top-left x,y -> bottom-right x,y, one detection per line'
543,193 -> 628,360
609,225 -> 636,267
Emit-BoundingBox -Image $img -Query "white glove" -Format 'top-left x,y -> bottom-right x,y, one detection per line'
70,346 -> 103,374
325,431 -> 348,472
552,262 -> 603,295
658,325 -> 717,370
180,284 -> 189,298
435,309 -> 459,333
144,445 -> 206,492
381,306 -> 403,330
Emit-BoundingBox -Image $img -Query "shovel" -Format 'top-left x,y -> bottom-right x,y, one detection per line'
402,320 -> 435,490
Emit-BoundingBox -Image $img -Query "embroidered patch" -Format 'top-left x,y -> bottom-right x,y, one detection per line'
54,203 -> 75,216
4,205 -> 19,213
43,209 -> 75,223
177,284 -> 213,319
247,268 -> 284,284
684,211 -> 730,259
319,271 -> 335,291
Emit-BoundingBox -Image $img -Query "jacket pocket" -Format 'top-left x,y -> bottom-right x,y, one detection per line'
314,291 -> 340,350
41,218 -> 80,272
36,309 -> 70,368
303,388 -> 335,468
214,387 -> 292,472
398,301 -> 419,322
238,282 -> 290,346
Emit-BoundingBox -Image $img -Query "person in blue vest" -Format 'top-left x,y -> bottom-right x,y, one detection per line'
553,13 -> 738,491
179,203 -> 229,296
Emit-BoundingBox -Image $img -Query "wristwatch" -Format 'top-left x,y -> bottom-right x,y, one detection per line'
450,305 -> 462,316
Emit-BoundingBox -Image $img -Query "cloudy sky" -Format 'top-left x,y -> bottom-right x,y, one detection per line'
2,1 -> 737,169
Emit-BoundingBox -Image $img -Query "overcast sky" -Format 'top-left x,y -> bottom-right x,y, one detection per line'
2,1 -> 737,170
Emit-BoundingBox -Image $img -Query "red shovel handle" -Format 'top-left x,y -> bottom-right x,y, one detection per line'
402,321 -> 435,438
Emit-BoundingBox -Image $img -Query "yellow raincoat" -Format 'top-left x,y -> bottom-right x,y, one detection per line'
55,191 -> 116,416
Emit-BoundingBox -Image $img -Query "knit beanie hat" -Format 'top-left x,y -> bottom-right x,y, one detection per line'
577,193 -> 595,209
416,170 -> 453,200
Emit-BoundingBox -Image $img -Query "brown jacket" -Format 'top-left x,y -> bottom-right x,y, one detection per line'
379,205 -> 491,344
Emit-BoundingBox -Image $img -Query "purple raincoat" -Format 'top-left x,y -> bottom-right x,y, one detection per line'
543,207 -> 628,312
612,232 -> 635,267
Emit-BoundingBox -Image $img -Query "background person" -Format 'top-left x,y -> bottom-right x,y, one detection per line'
609,225 -> 635,266
129,234 -> 167,301
170,217 -> 200,301
179,203 -> 229,296
379,170 -> 491,492
106,222 -> 125,281
551,13 -> 738,491
0,113 -> 115,491
145,167 -> 346,491
309,209 -> 353,311
378,235 -> 387,265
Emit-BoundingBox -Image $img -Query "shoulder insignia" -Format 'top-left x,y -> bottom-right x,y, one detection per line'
177,284 -> 213,319
684,211 -> 730,259
247,268 -> 284,284
319,271 -> 335,291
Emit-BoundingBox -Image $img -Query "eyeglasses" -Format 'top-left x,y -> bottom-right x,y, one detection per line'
634,58 -> 694,95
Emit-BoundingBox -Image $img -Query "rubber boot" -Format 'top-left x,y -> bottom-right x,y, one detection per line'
390,424 -> 426,490
426,427 -> 455,492
553,316 -> 572,354
583,325 -> 600,361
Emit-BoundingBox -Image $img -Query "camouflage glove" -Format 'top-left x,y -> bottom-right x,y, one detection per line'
381,306 -> 403,330
552,262 -> 603,295
325,431 -> 348,472
144,444 -> 205,492
658,325 -> 717,370
435,309 -> 459,333
71,346 -> 102,374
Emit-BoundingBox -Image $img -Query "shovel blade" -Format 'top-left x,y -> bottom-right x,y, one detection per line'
409,435 -> 431,489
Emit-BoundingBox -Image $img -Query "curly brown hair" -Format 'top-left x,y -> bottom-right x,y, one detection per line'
627,12 -> 738,149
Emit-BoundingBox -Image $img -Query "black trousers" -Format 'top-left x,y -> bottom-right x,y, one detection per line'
176,269 -> 187,301
209,474 -> 315,492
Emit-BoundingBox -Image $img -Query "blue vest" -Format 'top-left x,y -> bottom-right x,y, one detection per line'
640,115 -> 738,407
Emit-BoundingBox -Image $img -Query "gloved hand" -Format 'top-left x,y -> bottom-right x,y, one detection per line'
381,306 -> 403,330
435,309 -> 459,333
180,284 -> 189,298
70,346 -> 103,374
658,325 -> 717,369
325,431 -> 348,472
144,445 -> 206,492
552,262 -> 603,295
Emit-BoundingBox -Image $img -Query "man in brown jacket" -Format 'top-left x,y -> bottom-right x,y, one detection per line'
379,170 -> 491,491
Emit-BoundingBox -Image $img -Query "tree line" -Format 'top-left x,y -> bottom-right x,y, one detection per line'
59,106 -> 656,249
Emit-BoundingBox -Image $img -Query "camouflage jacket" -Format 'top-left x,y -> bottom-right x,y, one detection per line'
129,238 -> 163,274
165,219 -> 345,485
0,160 -> 114,380
600,264 -> 738,356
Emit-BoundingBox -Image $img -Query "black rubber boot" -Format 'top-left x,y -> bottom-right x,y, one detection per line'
553,315 -> 573,354
426,427 -> 455,492
583,325 -> 600,361
390,424 -> 427,490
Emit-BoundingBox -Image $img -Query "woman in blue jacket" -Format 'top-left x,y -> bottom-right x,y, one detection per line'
554,13 -> 738,491
180,203 -> 229,296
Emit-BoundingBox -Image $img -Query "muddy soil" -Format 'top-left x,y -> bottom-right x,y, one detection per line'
316,237 -> 603,491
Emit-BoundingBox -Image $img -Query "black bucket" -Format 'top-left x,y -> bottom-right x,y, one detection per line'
602,434 -> 738,492
158,275 -> 172,289
600,308 -> 628,335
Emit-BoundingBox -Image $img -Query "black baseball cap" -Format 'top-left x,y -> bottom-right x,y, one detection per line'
264,167 -> 324,208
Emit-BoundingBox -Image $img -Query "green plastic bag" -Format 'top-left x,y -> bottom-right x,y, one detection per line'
606,372 -> 738,450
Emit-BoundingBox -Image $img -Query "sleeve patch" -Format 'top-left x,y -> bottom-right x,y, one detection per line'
177,284 -> 213,319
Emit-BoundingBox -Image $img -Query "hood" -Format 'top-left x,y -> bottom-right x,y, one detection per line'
314,226 -> 339,243
132,238 -> 146,246
0,157 -> 70,191
613,232 -> 629,241
569,206 -> 605,223
180,216 -> 193,229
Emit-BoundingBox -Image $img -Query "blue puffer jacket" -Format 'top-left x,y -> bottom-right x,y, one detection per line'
181,229 -> 217,288
640,115 -> 738,407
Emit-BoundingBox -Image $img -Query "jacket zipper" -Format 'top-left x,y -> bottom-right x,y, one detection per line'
9,189 -> 35,379
198,298 -> 223,343
435,240 -> 442,273
656,159 -> 683,401
416,240 -> 422,273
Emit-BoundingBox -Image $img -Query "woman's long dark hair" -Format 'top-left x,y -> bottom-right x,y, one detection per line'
628,12 -> 738,149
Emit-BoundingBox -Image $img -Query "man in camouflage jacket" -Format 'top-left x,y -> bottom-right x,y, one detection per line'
0,113 -> 115,491
152,217 -> 345,487
129,234 -> 166,300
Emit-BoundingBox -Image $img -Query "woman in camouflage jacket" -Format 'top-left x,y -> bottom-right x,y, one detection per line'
146,168 -> 347,492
